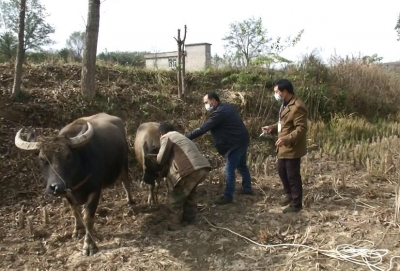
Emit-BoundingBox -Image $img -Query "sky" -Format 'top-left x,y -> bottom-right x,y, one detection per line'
39,0 -> 400,64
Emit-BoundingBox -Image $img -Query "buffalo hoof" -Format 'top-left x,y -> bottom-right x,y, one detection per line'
72,229 -> 85,239
83,246 -> 98,256
147,195 -> 157,206
147,199 -> 156,207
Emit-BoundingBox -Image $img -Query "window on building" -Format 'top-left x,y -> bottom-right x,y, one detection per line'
168,58 -> 177,68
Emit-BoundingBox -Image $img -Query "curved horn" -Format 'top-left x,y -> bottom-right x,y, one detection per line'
15,129 -> 41,150
68,122 -> 94,148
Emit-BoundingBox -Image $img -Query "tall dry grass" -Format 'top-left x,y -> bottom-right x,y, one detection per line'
8,52 -> 400,139
328,54 -> 400,120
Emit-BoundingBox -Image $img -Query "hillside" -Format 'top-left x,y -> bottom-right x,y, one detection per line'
0,62 -> 400,270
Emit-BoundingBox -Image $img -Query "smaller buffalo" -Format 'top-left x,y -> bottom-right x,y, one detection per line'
14,113 -> 134,256
134,122 -> 164,205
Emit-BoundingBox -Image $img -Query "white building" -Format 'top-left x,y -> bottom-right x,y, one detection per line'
144,43 -> 212,72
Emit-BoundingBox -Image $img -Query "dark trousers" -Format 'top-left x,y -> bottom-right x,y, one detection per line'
277,158 -> 303,208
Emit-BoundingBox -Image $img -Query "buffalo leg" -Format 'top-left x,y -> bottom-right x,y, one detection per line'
82,191 -> 100,256
66,196 -> 85,238
147,177 -> 164,206
147,183 -> 157,206
120,165 -> 135,205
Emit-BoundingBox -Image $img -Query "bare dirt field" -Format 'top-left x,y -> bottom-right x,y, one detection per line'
1,65 -> 400,271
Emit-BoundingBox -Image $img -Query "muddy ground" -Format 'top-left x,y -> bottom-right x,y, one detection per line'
1,64 -> 400,271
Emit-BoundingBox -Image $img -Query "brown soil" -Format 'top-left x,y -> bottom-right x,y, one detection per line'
0,63 -> 399,271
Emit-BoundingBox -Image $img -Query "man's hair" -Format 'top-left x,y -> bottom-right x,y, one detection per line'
273,79 -> 294,94
158,122 -> 175,134
206,91 -> 220,102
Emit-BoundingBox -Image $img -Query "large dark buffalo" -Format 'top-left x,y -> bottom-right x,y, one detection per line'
134,122 -> 163,206
14,113 -> 134,256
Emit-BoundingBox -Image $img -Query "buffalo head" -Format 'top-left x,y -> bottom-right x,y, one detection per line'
142,141 -> 163,185
15,122 -> 94,195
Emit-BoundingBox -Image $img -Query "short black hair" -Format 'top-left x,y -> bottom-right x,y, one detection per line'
158,122 -> 175,134
206,92 -> 220,102
273,79 -> 294,94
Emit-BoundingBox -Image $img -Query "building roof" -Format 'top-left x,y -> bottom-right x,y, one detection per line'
144,42 -> 211,59
144,51 -> 178,59
186,42 -> 212,46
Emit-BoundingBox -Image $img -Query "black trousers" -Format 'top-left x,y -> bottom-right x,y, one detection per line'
277,158 -> 302,208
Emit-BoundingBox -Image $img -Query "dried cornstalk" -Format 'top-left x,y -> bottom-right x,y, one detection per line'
366,157 -> 371,175
27,216 -> 34,235
340,171 -> 346,188
18,207 -> 24,229
43,207 -> 49,225
395,182 -> 400,222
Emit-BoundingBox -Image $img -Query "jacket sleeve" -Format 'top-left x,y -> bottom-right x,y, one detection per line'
157,136 -> 173,166
185,110 -> 226,139
269,122 -> 278,134
283,104 -> 307,145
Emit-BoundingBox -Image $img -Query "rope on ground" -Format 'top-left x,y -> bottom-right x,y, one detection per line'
203,216 -> 400,271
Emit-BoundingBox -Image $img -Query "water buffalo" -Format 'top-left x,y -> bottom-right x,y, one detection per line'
134,122 -> 164,206
14,113 -> 134,256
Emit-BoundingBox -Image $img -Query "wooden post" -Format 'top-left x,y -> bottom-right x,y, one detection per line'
181,25 -> 187,99
174,25 -> 187,100
175,29 -> 182,99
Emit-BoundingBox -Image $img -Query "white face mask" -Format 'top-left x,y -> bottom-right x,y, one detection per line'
274,93 -> 282,101
205,103 -> 213,111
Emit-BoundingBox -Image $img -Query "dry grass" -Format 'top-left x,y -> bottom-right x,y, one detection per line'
1,62 -> 400,270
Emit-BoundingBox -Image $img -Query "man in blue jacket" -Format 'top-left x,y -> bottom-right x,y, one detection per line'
186,92 -> 253,205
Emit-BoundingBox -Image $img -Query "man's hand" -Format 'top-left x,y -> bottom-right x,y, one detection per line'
261,126 -> 273,135
275,138 -> 285,147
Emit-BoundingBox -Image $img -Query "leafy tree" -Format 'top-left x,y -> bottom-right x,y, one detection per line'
211,53 -> 246,69
362,54 -> 383,64
211,53 -> 224,69
66,31 -> 85,59
97,50 -> 149,67
0,0 -> 55,52
0,31 -> 17,61
223,16 -> 271,67
58,47 -> 74,62
222,16 -> 303,67
395,13 -> 400,41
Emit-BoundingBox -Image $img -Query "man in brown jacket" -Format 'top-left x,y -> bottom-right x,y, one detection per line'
148,122 -> 211,230
261,79 -> 308,213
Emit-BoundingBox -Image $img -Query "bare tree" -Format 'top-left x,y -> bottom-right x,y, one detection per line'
174,25 -> 187,99
174,29 -> 182,98
181,25 -> 187,98
66,31 -> 85,59
81,0 -> 100,100
11,0 -> 26,98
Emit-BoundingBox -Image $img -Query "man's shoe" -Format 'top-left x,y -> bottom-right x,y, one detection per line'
182,216 -> 195,226
214,196 -> 233,205
238,190 -> 255,195
167,224 -> 182,231
282,206 -> 302,213
279,198 -> 292,207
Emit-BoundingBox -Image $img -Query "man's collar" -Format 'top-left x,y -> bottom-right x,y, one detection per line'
283,95 -> 294,106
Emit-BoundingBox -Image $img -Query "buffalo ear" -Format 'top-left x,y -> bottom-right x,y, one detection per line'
26,132 -> 36,142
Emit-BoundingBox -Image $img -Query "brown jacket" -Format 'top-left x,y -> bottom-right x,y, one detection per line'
270,96 -> 308,159
157,131 -> 211,186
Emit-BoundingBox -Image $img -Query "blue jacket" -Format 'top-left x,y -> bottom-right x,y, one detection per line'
185,103 -> 250,157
